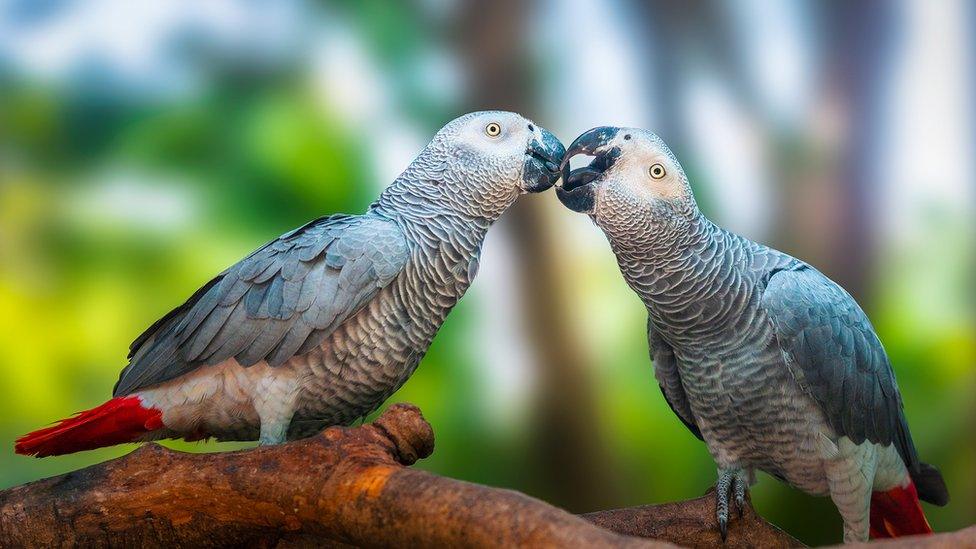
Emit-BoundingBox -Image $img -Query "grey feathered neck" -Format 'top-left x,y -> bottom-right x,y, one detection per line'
373,142 -> 516,230
603,199 -> 710,263
606,209 -> 748,333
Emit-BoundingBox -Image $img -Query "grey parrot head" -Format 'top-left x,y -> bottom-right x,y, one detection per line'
556,127 -> 698,239
405,111 -> 565,219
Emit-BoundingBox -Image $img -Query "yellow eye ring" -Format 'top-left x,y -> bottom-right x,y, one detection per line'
649,163 -> 666,179
485,122 -> 502,137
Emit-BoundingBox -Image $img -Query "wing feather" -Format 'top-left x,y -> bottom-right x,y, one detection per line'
761,265 -> 920,471
648,321 -> 702,440
114,214 -> 408,396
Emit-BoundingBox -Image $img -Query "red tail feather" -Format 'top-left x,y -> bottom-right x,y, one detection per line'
15,396 -> 164,457
870,481 -> 933,539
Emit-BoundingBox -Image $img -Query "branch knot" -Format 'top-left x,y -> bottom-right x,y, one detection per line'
372,403 -> 434,465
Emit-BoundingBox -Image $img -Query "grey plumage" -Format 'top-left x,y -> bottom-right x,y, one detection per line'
115,214 -> 407,395
557,126 -> 947,541
763,265 -> 947,507
763,267 -> 911,464
109,111 -> 564,444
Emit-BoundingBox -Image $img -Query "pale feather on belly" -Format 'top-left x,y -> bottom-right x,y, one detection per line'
134,275 -> 446,443
137,358 -> 283,441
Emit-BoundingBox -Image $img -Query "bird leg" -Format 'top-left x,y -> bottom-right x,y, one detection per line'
716,467 -> 749,541
258,416 -> 292,446
734,471 -> 746,517
254,379 -> 300,446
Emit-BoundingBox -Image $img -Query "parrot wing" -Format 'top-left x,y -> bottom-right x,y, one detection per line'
760,264 -> 919,470
114,213 -> 409,396
648,320 -> 703,440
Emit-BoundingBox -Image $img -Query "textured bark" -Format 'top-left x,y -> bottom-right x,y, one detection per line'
1,403 -> 971,548
583,491 -> 803,548
0,404 -> 657,548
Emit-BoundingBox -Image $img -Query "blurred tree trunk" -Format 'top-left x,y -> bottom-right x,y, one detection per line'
766,1 -> 895,305
454,0 -> 621,511
636,1 -> 759,156
802,0 -> 895,303
638,0 -> 691,153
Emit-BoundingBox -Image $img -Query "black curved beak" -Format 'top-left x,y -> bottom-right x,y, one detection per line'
523,127 -> 566,193
556,126 -> 620,213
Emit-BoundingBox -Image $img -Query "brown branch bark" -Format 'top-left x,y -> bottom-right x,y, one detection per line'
583,492 -> 803,548
1,403 -> 971,548
0,404 -> 658,548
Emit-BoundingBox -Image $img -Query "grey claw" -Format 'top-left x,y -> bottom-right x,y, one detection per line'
716,468 -> 747,542
734,472 -> 747,517
716,476 -> 730,542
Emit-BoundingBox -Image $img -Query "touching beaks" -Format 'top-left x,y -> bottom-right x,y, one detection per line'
559,126 -> 621,191
556,126 -> 624,214
523,127 -> 566,193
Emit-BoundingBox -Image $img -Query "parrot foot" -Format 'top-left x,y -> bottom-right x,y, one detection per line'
256,409 -> 294,445
716,467 -> 749,542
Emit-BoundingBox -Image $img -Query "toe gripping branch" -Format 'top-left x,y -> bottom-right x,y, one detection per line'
716,469 -> 751,542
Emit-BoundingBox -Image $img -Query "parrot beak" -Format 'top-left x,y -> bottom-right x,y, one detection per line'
523,127 -> 566,193
556,126 -> 621,213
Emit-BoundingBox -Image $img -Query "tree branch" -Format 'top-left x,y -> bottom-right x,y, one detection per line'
1,403 -> 971,548
0,404 -> 660,548
583,491 -> 803,547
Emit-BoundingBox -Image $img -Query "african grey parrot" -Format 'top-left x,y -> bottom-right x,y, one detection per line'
17,111 -> 564,456
556,127 -> 948,542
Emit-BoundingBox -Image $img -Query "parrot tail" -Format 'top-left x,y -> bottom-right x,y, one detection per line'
911,462 -> 949,506
869,481 -> 933,539
15,396 -> 164,457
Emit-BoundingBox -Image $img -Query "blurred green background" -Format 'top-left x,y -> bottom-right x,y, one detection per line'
1,1 -> 973,545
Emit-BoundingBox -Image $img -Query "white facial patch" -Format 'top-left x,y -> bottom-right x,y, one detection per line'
613,143 -> 686,202
455,112 -> 530,160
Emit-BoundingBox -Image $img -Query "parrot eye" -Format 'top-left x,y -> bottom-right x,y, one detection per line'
485,122 -> 502,137
649,163 -> 666,179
